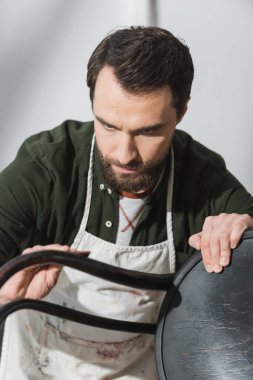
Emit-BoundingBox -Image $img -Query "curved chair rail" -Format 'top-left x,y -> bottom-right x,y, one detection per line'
0,250 -> 174,334
0,250 -> 174,290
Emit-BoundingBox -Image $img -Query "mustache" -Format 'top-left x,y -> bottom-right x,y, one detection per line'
104,158 -> 154,171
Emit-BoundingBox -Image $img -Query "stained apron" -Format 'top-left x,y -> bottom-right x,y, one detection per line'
0,137 -> 175,380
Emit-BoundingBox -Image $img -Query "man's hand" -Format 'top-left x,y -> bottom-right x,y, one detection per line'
0,244 -> 89,304
189,213 -> 253,273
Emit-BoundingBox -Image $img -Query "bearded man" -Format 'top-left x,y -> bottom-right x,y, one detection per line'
0,26 -> 253,379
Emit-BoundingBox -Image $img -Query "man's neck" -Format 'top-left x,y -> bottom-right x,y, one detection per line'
119,188 -> 154,199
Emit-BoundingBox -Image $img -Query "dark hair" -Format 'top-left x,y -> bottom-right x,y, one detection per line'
87,26 -> 194,117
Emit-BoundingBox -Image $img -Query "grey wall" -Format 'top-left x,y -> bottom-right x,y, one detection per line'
1,0 -> 253,193
0,0 -> 156,167
159,0 -> 253,192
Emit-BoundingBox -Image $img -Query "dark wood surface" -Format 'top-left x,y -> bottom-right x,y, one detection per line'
156,230 -> 253,379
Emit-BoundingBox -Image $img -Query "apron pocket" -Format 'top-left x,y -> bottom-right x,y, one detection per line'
38,320 -> 154,378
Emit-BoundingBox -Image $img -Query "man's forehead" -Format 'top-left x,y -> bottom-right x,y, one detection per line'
92,66 -> 178,131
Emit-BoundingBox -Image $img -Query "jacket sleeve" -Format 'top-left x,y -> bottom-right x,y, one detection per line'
210,169 -> 253,217
173,139 -> 253,269
0,142 -> 53,264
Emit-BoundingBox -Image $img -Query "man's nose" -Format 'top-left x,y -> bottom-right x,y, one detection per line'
117,134 -> 138,165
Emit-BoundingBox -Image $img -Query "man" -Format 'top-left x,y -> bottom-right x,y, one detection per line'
0,26 -> 253,379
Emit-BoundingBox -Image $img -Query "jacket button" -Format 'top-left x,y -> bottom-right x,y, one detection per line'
105,221 -> 112,228
100,184 -> 105,190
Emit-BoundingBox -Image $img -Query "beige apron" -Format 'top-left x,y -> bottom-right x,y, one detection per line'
0,137 -> 175,380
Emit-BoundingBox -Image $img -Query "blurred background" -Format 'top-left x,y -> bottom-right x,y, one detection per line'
1,0 -> 253,191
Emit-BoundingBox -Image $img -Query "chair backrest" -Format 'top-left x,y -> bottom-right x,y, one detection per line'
156,229 -> 253,380
1,230 -> 253,379
0,247 -> 173,333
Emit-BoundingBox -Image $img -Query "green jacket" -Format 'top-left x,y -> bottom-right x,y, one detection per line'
0,120 -> 253,269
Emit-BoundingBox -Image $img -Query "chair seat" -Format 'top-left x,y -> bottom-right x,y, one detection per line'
156,229 -> 253,380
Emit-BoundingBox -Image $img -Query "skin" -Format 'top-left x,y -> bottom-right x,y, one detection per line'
93,66 -> 185,187
1,65 -> 253,304
189,213 -> 253,273
92,67 -> 253,274
0,245 -> 89,304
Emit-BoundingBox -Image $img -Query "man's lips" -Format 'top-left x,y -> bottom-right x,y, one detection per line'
112,164 -> 139,174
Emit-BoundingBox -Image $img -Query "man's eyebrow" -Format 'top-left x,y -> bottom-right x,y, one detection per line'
95,115 -> 119,130
135,123 -> 166,133
95,114 -> 166,133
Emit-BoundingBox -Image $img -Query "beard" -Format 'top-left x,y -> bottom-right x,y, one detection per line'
98,150 -> 168,193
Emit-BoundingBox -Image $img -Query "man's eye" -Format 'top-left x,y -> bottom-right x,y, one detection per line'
141,128 -> 154,135
103,124 -> 114,131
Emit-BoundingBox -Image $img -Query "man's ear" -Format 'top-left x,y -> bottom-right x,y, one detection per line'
177,97 -> 190,124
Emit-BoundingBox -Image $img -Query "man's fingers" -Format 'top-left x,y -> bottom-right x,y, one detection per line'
189,230 -> 215,273
188,233 -> 201,250
219,231 -> 231,267
229,214 -> 253,248
199,217 -> 216,273
22,244 -> 71,254
21,245 -> 90,278
1,244 -> 90,302
189,214 -> 253,274
23,244 -> 90,256
209,231 -> 223,273
190,214 -> 229,273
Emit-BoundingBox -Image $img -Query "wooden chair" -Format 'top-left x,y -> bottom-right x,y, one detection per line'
1,230 -> 253,379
